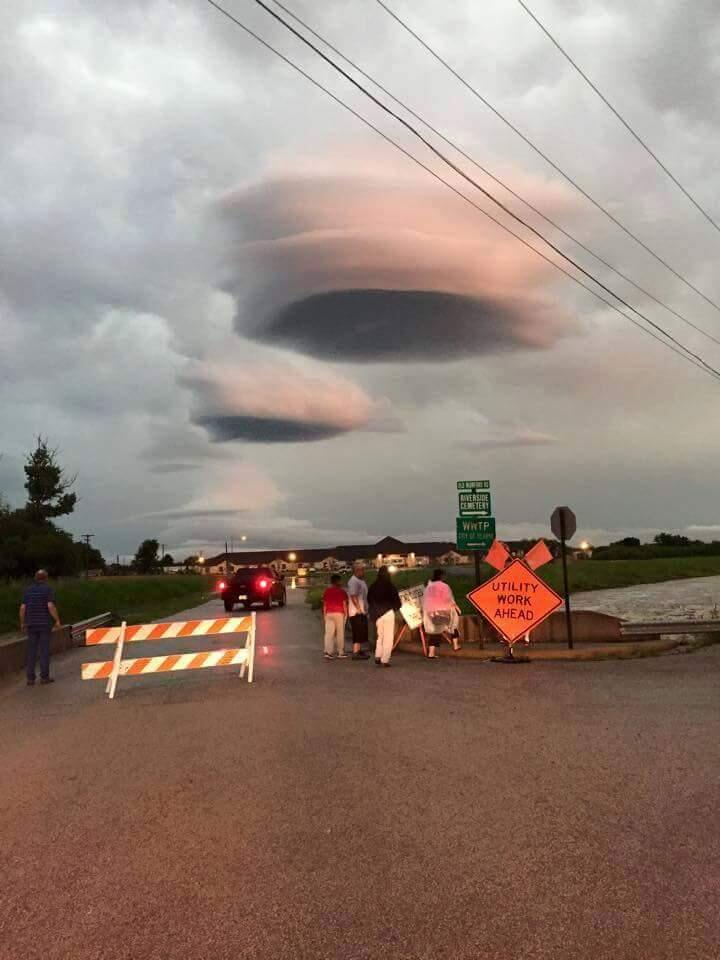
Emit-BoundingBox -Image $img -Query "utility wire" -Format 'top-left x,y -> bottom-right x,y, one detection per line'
373,0 -> 720,315
514,0 -> 720,235
270,0 -> 720,349
201,0 -> 720,382
245,0 -> 720,378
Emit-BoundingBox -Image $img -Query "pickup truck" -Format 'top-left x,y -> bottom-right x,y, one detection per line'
217,567 -> 287,612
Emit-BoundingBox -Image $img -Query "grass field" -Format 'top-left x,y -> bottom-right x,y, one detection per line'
0,575 -> 215,637
306,555 -> 720,614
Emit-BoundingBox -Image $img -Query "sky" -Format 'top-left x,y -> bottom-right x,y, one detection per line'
1,0 -> 720,561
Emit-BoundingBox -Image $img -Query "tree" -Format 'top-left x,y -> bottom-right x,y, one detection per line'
74,541 -> 106,572
183,555 -> 199,568
654,532 -> 690,547
611,537 -> 641,547
161,553 -> 174,567
24,437 -> 77,524
134,539 -> 160,573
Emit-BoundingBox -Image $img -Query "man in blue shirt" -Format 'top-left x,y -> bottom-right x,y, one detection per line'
19,570 -> 61,686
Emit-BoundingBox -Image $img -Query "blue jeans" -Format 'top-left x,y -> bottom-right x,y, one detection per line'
26,628 -> 51,681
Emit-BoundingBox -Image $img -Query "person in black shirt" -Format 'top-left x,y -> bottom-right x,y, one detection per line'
367,565 -> 401,667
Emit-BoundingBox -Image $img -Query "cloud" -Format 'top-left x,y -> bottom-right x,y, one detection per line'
219,175 -> 580,362
460,429 -> 559,450
148,462 -> 204,475
181,359 -> 403,443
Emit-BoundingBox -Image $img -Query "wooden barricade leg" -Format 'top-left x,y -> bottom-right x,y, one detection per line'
240,612 -> 256,683
419,626 -> 428,657
392,623 -> 408,651
107,621 -> 127,701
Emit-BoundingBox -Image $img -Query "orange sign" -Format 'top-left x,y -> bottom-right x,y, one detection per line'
467,558 -> 562,646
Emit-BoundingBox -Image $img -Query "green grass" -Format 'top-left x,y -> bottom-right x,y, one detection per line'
306,555 -> 720,614
0,575 -> 215,636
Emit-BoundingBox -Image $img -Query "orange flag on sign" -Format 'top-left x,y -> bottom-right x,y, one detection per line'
525,539 -> 553,570
485,539 -> 511,571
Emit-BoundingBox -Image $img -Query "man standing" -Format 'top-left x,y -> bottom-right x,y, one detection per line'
19,569 -> 60,686
347,561 -> 370,660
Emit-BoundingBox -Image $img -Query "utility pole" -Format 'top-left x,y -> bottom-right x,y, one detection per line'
82,533 -> 94,579
160,543 -> 166,573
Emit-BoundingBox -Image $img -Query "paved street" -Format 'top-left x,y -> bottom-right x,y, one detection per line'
1,590 -> 719,960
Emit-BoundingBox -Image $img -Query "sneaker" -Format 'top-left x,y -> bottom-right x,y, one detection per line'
381,662 -> 392,668
40,677 -> 55,684
324,653 -> 334,660
26,678 -> 36,686
352,652 -> 370,660
337,653 -> 348,659
374,657 -> 381,665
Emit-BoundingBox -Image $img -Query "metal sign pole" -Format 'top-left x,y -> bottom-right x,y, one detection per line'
560,513 -> 574,650
474,549 -> 481,586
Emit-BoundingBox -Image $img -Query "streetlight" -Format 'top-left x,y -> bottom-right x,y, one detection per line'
288,552 -> 297,562
241,535 -> 247,542
579,540 -> 590,551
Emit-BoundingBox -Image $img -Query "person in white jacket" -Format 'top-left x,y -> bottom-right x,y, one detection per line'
422,569 -> 461,659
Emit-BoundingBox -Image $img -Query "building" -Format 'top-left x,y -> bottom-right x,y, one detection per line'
203,536 -> 466,575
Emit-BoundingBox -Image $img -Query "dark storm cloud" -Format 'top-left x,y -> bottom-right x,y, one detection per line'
195,414 -> 347,444
264,289 -> 560,361
220,175 -> 579,363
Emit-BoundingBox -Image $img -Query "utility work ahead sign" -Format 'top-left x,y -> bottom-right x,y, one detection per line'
466,559 -> 563,645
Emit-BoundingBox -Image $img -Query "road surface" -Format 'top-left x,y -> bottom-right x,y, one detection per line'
1,590 -> 719,959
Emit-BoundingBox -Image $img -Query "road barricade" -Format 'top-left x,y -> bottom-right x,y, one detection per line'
81,615 -> 256,699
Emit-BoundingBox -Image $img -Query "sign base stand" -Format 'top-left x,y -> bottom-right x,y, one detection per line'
491,645 -> 530,664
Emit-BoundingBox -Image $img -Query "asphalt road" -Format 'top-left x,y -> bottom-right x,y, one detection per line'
1,590 -> 719,960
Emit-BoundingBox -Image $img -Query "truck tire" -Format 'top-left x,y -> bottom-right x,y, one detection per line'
223,598 -> 234,612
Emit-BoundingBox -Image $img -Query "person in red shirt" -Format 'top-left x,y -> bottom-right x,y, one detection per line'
322,574 -> 349,660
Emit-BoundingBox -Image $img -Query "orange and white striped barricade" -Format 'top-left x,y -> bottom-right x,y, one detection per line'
81,615 -> 256,699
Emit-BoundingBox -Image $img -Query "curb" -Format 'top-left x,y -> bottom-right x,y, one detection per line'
396,634 -> 720,662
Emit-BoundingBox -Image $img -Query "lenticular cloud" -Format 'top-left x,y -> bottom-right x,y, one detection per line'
219,174 -> 579,362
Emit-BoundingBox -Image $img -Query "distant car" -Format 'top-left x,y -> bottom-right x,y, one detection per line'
217,567 -> 286,612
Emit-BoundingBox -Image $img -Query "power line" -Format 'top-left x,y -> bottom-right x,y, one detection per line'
244,0 -> 720,379
372,0 -> 720,315
269,0 -> 720,349
201,0 -> 720,382
514,0 -> 720,235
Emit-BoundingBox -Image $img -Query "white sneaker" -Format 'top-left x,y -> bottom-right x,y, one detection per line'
337,653 -> 348,659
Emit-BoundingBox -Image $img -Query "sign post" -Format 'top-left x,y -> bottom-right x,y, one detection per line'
456,481 -> 493,586
551,506 -> 577,650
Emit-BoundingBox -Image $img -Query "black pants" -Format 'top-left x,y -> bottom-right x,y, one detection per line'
349,614 -> 368,647
26,627 -> 51,681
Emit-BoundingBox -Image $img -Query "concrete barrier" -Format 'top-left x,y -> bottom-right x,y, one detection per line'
455,609 -> 623,646
0,626 -> 74,679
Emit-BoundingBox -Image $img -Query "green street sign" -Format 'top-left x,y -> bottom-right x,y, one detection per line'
458,490 -> 492,517
456,516 -> 496,551
457,480 -> 490,490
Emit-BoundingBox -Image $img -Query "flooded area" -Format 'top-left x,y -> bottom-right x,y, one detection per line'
572,575 -> 720,623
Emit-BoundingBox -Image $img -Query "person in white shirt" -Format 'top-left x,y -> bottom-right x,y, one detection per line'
346,561 -> 370,660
